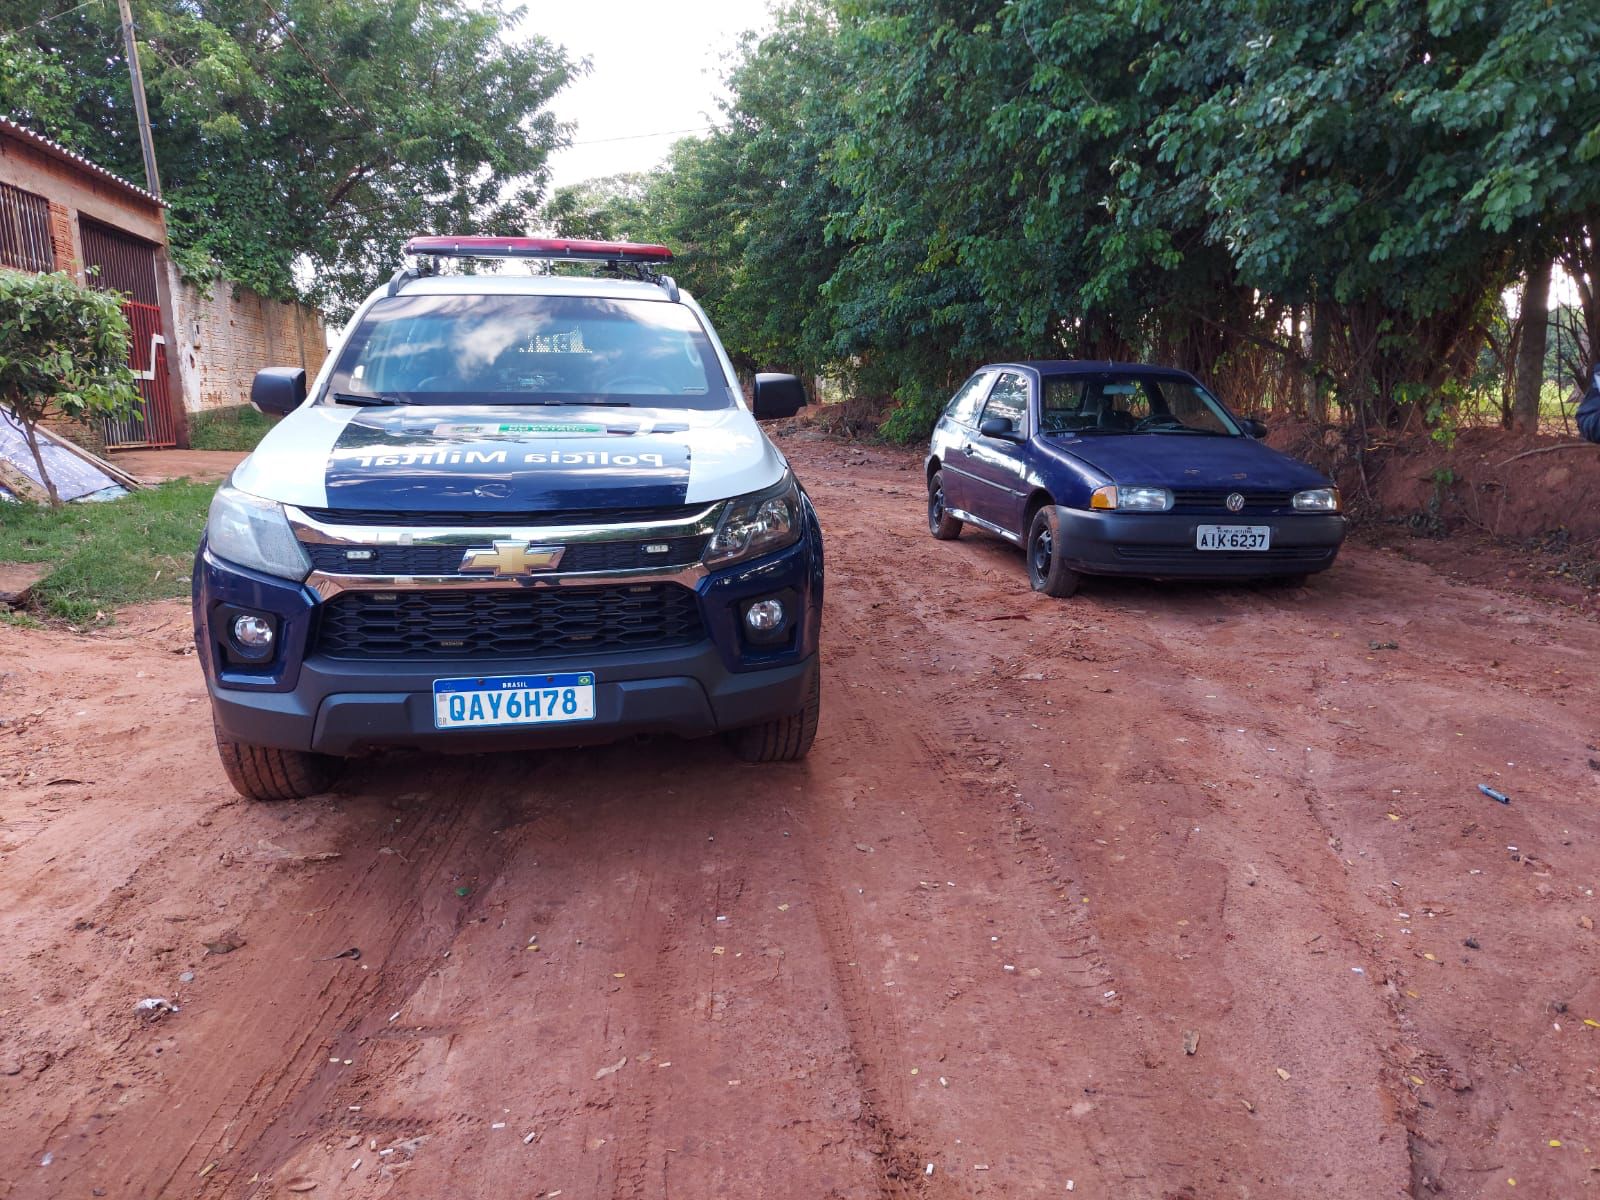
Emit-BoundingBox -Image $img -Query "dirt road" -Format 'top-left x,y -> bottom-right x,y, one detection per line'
3,433 -> 1597,1199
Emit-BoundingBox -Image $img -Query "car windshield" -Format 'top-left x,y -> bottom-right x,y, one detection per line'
1040,373 -> 1240,436
322,293 -> 734,409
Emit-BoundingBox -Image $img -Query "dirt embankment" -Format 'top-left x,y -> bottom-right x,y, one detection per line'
1266,423 -> 1600,606
2,431 -> 1598,1199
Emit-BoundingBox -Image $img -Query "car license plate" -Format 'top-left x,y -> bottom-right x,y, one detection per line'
432,672 -> 596,730
1196,524 -> 1271,551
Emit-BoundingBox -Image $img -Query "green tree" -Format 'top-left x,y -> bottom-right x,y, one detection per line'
545,172 -> 662,243
0,0 -> 578,316
0,269 -> 137,508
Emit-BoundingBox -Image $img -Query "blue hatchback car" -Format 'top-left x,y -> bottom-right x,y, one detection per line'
925,361 -> 1346,596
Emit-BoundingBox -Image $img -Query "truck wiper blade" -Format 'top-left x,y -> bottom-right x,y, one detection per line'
331,391 -> 409,407
515,399 -> 636,408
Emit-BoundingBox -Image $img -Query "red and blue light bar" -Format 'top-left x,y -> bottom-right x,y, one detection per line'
403,236 -> 674,263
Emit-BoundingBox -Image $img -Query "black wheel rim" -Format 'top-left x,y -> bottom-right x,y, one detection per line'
1031,525 -> 1053,578
929,486 -> 945,529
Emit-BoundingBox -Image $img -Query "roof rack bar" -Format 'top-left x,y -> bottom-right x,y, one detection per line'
403,236 -> 673,264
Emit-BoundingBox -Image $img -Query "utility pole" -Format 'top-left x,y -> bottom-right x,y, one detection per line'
116,0 -> 162,198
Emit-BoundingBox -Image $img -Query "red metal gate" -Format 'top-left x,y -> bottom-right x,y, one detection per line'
79,218 -> 179,448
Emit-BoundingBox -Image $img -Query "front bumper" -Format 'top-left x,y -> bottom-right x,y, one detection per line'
1057,509 -> 1347,578
194,505 -> 824,756
207,644 -> 818,755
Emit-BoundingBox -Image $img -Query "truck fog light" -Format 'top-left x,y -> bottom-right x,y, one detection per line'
745,599 -> 785,632
231,613 -> 276,657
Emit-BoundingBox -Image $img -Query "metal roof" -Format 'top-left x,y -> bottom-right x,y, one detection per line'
0,116 -> 164,208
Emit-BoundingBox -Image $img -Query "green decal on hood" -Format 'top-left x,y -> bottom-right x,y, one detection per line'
433,421 -> 610,437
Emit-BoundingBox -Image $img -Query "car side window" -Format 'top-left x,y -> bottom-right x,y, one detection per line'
942,372 -> 991,428
979,372 -> 1029,436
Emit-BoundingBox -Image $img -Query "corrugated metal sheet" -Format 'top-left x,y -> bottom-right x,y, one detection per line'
0,181 -> 54,273
79,221 -> 177,448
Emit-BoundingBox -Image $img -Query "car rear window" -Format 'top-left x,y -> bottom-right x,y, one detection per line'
323,294 -> 735,410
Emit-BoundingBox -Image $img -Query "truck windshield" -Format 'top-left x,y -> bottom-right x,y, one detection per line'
322,294 -> 735,410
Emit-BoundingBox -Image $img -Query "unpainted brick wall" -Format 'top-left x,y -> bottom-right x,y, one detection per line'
169,265 -> 330,413
47,201 -> 75,273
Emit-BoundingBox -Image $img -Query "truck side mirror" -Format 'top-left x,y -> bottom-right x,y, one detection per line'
752,373 -> 806,420
251,367 -> 308,416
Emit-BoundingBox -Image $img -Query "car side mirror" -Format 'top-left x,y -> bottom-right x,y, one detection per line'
251,367 -> 307,416
752,373 -> 806,420
978,417 -> 1018,439
1243,417 -> 1268,438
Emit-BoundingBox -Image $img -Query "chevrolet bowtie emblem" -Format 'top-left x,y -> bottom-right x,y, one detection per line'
459,541 -> 565,577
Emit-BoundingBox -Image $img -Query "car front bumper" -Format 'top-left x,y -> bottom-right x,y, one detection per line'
207,644 -> 818,755
1056,509 -> 1347,579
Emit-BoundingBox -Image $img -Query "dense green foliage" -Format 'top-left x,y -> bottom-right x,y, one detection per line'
0,478 -> 214,622
0,268 -> 137,505
1,0 -> 575,315
560,0 -> 1600,440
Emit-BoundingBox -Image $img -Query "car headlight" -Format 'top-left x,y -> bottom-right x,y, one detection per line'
207,482 -> 312,581
703,474 -> 804,568
1292,487 -> 1341,513
1090,484 -> 1172,512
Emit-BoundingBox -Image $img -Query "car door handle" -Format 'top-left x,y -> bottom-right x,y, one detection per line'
961,444 -> 975,455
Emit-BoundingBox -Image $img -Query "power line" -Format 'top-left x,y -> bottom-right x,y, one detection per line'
256,0 -> 376,132
7,0 -> 106,39
567,125 -> 714,147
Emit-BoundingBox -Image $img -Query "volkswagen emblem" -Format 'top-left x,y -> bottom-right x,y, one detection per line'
1225,492 -> 1246,513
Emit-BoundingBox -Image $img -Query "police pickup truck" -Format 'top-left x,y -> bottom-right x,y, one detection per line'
193,237 -> 823,801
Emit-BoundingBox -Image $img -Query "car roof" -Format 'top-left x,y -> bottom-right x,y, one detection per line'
392,273 -> 674,303
989,359 -> 1199,378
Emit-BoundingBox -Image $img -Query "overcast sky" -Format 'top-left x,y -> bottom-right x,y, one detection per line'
511,0 -> 776,193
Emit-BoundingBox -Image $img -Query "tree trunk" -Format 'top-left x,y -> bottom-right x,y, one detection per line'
1512,259 -> 1551,434
1308,302 -> 1330,426
15,412 -> 63,509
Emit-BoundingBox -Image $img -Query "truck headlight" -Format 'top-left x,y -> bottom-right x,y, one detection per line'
703,474 -> 804,568
207,482 -> 312,581
1292,487 -> 1341,512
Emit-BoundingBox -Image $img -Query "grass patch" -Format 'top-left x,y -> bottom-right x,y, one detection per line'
0,481 -> 216,623
188,405 -> 277,452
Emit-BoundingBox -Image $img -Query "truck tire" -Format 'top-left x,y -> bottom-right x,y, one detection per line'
729,665 -> 821,763
928,470 -> 963,540
1026,505 -> 1083,598
213,718 -> 338,801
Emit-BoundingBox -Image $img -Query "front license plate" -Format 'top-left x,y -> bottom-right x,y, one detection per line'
433,672 -> 596,730
1196,524 -> 1271,551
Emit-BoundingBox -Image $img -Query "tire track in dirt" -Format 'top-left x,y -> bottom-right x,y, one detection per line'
7,436 -> 1600,1199
799,492 -> 1177,1196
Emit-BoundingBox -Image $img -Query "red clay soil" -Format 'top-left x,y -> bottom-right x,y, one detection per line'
2,433 -> 1598,1200
106,448 -> 247,485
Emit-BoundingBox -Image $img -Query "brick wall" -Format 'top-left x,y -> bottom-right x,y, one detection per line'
168,265 -> 330,413
47,201 -> 75,274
